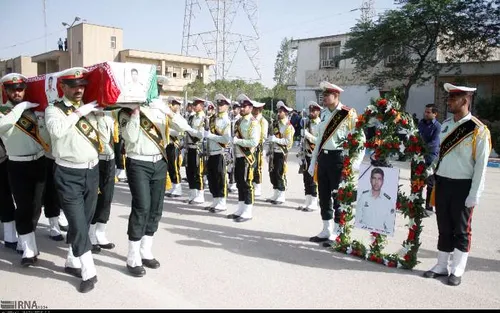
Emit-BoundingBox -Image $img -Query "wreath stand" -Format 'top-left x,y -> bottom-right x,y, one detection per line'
324,96 -> 428,269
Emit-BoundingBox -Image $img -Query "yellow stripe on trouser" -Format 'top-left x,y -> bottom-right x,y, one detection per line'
257,150 -> 263,183
199,157 -> 204,190
165,173 -> 172,191
283,162 -> 287,189
175,153 -> 182,183
223,166 -> 228,198
248,166 -> 254,203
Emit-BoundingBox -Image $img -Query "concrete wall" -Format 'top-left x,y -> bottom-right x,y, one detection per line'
0,56 -> 37,77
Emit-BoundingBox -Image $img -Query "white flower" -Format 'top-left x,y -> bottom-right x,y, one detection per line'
407,218 -> 416,229
341,150 -> 350,157
338,204 -> 348,212
367,104 -> 377,112
346,246 -> 352,255
338,181 -> 349,189
384,102 -> 393,113
412,154 -> 425,162
408,194 -> 419,202
383,258 -> 389,266
399,143 -> 406,153
397,261 -> 403,268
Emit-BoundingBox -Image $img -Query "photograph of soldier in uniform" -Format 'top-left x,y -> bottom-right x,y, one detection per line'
45,75 -> 59,102
354,165 -> 399,236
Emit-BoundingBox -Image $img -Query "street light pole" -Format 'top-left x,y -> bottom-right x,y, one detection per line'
62,17 -> 82,68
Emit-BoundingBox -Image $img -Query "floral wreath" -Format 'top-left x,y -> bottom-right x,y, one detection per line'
327,95 -> 428,269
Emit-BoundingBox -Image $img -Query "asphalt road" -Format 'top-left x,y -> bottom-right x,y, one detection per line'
1,148 -> 499,309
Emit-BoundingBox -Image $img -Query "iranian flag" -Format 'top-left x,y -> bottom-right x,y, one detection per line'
2,61 -> 159,112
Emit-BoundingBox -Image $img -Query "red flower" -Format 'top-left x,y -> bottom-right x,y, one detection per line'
401,119 -> 408,126
385,143 -> 392,149
393,143 -> 400,149
335,236 -> 342,243
377,115 -> 383,121
356,121 -> 363,128
377,258 -> 384,264
343,142 -> 349,149
404,254 -> 411,262
375,130 -> 381,136
338,188 -> 344,195
378,99 -> 388,106
412,224 -> 418,231
346,191 -> 353,198
370,254 -> 377,261
366,109 -> 372,115
352,139 -> 358,146
389,109 -> 396,116
415,146 -> 422,154
410,136 -> 418,143
408,229 -> 415,241
396,202 -> 401,210
364,142 -> 371,148
347,133 -> 353,140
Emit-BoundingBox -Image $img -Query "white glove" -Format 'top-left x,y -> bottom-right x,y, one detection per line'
268,135 -> 277,143
17,101 -> 39,111
34,111 -> 45,118
233,136 -> 240,145
465,195 -> 478,208
307,162 -> 315,177
204,130 -> 214,139
150,99 -> 172,116
76,101 -> 98,117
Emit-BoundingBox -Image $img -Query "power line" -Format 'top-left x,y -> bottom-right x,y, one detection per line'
0,28 -> 66,52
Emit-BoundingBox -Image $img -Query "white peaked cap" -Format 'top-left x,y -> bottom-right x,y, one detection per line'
253,101 -> 265,108
236,93 -> 255,106
276,101 -> 292,112
443,83 -> 477,93
308,101 -> 322,110
319,81 -> 344,93
167,96 -> 182,104
214,93 -> 231,104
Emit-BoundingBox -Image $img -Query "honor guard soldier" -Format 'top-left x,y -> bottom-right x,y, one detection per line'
355,168 -> 395,234
203,94 -> 231,213
423,83 -> 491,286
165,96 -> 184,197
185,97 -> 208,204
88,109 -> 117,252
307,81 -> 365,243
45,67 -> 101,292
227,94 -> 260,222
228,101 -> 241,192
119,95 -> 193,278
266,101 -> 294,205
0,138 -> 18,251
298,101 -> 322,212
251,101 -> 268,197
0,73 -> 51,266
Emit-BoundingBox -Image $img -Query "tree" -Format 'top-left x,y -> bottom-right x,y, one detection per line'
343,0 -> 500,109
273,37 -> 297,107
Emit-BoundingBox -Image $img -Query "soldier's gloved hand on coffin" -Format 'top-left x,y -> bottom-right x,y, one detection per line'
76,101 -> 98,117
204,130 -> 214,139
150,99 -> 172,116
17,101 -> 39,111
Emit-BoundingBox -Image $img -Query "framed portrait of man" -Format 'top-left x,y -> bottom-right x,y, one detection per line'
354,163 -> 399,236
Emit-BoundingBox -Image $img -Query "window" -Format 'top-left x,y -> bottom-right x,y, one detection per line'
111,36 -> 116,49
183,68 -> 192,79
165,66 -> 173,78
319,42 -> 341,69
78,41 -> 82,54
6,67 -> 12,74
172,67 -> 181,78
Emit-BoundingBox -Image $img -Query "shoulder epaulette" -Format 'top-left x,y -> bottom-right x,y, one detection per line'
250,116 -> 258,123
341,105 -> 352,111
384,193 -> 391,200
362,190 -> 369,194
471,116 -> 485,127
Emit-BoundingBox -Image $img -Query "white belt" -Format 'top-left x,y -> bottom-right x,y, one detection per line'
128,154 -> 164,163
209,150 -> 223,156
55,158 -> 99,169
99,154 -> 115,161
9,150 -> 45,162
187,145 -> 199,149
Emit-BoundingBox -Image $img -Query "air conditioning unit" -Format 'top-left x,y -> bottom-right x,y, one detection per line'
321,59 -> 338,68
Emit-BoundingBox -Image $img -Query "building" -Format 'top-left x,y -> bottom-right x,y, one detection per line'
0,56 -> 37,78
4,22 -> 214,97
289,33 -> 500,118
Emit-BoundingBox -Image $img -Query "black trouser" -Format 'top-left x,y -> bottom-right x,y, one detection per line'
186,148 -> 203,190
8,157 -> 46,235
228,170 -> 235,184
207,153 -> 226,198
0,160 -> 15,223
126,158 -> 167,241
303,156 -> 317,196
53,163 -> 99,257
92,158 -> 115,224
435,175 -> 474,253
114,137 -> 125,170
253,145 -> 264,184
269,152 -> 287,191
235,157 -> 254,205
42,158 -> 60,219
317,151 -> 343,222
166,143 -> 181,184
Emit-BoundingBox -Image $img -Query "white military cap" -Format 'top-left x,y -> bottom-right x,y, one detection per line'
214,93 -> 231,105
192,97 -> 206,104
157,75 -> 169,86
253,101 -> 265,108
1,73 -> 28,89
232,101 -> 241,108
59,67 -> 89,86
319,81 -> 344,93
167,96 -> 182,105
236,93 -> 255,106
443,83 -> 477,93
205,101 -> 215,109
308,100 -> 322,110
276,100 -> 292,112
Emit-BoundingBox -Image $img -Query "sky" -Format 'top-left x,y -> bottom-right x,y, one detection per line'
0,0 -> 399,88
